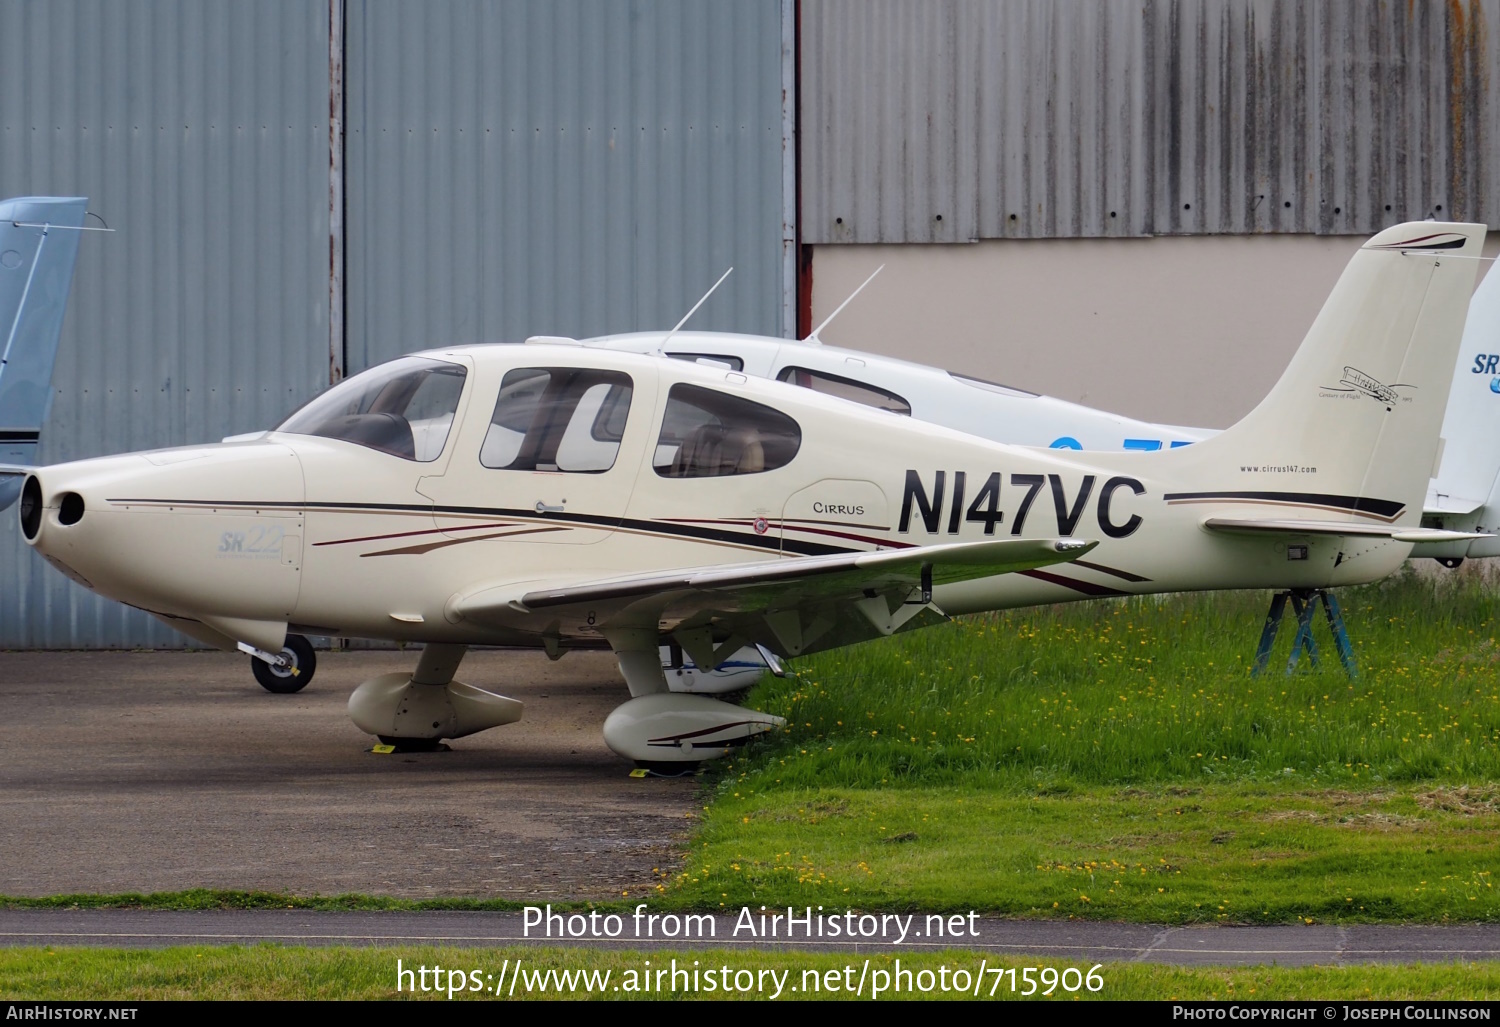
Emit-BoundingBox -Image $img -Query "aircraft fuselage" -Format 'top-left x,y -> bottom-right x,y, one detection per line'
21,343 -> 1418,655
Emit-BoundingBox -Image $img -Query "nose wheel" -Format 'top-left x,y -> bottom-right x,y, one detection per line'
250,633 -> 317,694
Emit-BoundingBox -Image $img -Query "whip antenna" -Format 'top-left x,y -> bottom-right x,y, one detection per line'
658,267 -> 733,353
804,264 -> 884,345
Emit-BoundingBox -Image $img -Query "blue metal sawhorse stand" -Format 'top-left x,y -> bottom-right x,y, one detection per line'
1251,588 -> 1357,678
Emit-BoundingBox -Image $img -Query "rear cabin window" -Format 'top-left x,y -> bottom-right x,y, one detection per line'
654,384 -> 801,478
776,365 -> 911,415
481,367 -> 633,472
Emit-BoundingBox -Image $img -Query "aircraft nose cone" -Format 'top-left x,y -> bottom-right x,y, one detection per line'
24,467 -> 98,538
23,443 -> 306,616
20,464 -> 121,590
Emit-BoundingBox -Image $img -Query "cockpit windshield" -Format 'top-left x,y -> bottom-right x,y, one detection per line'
276,356 -> 467,461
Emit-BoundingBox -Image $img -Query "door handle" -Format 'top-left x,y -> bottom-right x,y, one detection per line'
535,501 -> 565,513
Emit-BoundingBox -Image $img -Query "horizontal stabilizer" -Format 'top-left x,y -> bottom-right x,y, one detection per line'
1203,517 -> 1491,544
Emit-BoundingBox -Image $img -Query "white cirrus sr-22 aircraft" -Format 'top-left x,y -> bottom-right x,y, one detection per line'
15,222 -> 1489,767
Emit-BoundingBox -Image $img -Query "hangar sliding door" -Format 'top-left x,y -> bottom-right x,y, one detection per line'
342,0 -> 795,373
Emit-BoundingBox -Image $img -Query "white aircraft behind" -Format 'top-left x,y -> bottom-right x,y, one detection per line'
584,252 -> 1500,568
16,223 -> 1487,767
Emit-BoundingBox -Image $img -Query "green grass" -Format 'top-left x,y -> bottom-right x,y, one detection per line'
656,569 -> 1500,919
2,946 -> 1497,1000
732,568 -> 1500,791
666,782 -> 1499,920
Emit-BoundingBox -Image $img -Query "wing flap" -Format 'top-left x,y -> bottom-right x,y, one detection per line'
514,536 -> 1096,612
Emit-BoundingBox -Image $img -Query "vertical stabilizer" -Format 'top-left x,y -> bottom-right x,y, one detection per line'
0,196 -> 87,508
1177,223 -> 1485,527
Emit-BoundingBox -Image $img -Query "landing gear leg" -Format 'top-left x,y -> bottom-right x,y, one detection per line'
1251,588 -> 1356,679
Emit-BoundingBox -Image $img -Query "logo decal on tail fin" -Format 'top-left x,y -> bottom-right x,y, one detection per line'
1320,366 -> 1415,407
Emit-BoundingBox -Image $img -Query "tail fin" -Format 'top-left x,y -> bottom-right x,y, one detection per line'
1179,222 -> 1485,526
0,196 -> 87,510
1428,257 -> 1500,514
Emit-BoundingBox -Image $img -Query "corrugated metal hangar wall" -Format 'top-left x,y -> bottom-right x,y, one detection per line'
801,0 -> 1499,243
344,0 -> 794,371
0,0 -> 793,647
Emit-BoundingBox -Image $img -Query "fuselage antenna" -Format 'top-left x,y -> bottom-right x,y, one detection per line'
803,264 -> 884,345
657,267 -> 733,354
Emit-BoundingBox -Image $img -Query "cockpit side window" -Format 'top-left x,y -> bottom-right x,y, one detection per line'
775,365 -> 912,415
276,356 -> 466,461
481,367 -> 634,472
654,383 -> 801,478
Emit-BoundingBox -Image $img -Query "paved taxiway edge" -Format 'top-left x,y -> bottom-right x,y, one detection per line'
2,911 -> 1498,967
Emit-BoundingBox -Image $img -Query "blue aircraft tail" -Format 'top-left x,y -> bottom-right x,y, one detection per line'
0,196 -> 87,510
